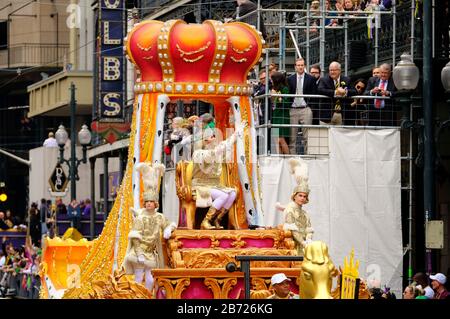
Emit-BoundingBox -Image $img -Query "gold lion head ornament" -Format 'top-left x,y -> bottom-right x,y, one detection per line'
299,241 -> 339,299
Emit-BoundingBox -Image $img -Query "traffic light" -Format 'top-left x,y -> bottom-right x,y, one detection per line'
0,182 -> 7,202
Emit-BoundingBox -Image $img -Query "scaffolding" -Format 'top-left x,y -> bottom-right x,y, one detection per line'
235,0 -> 418,286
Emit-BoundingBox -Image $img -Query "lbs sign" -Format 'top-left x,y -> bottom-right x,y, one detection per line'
48,163 -> 69,196
98,0 -> 126,122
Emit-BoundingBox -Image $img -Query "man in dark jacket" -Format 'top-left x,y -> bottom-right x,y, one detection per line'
364,63 -> 397,126
317,61 -> 357,125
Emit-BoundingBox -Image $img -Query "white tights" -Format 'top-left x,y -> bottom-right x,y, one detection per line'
135,268 -> 154,292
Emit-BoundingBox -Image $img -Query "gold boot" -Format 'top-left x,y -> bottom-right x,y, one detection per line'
200,207 -> 218,230
214,208 -> 228,229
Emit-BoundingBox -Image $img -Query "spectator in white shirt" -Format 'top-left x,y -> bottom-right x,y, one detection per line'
43,132 -> 58,147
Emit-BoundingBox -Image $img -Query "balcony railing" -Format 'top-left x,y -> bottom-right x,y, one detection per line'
0,43 -> 69,69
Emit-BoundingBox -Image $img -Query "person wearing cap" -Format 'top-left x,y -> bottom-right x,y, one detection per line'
123,162 -> 176,292
267,273 -> 299,299
430,273 -> 450,299
192,122 -> 247,230
283,158 -> 314,256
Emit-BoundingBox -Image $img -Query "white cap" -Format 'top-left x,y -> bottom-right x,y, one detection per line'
430,273 -> 447,285
271,273 -> 291,286
424,286 -> 435,299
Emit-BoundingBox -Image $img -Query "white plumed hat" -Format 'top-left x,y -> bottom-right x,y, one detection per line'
135,162 -> 165,202
288,158 -> 310,200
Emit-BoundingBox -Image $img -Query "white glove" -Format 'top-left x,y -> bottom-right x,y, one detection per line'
163,222 -> 176,240
137,255 -> 145,264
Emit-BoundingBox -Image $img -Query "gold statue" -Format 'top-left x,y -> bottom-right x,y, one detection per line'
122,162 -> 176,293
283,158 -> 314,256
299,241 -> 339,299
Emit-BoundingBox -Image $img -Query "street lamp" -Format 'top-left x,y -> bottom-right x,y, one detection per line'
441,61 -> 450,93
437,61 -> 450,158
392,53 -> 420,285
392,53 -> 420,128
55,124 -> 92,200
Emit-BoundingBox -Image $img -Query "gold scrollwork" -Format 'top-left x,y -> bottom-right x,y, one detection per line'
156,278 -> 176,299
176,41 -> 211,57
174,278 -> 191,297
137,42 -> 152,52
232,44 -> 253,54
204,278 -> 221,299
221,278 -> 238,299
231,56 -> 248,63
182,55 -> 204,63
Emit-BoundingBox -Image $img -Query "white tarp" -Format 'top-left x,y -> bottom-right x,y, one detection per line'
163,128 -> 403,295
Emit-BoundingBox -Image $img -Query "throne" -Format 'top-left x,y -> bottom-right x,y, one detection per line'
175,160 -> 243,229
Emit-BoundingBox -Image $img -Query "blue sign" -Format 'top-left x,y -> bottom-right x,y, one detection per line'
98,0 -> 125,122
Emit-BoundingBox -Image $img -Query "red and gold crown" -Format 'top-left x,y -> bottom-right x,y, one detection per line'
125,20 -> 264,96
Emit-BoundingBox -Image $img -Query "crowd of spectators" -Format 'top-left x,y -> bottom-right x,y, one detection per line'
0,236 -> 41,297
252,58 -> 398,154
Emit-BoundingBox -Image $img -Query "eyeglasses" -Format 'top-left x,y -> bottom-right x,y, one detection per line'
356,85 -> 365,90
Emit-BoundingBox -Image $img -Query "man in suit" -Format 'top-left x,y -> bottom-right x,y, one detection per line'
287,58 -> 317,154
366,66 -> 381,91
364,63 -> 397,126
317,61 -> 357,125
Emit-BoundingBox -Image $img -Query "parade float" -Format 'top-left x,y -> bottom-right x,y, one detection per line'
39,19 -> 370,299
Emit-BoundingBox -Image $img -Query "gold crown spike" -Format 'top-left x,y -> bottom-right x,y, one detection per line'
340,248 -> 360,299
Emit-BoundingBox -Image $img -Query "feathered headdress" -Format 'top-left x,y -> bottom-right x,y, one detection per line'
135,162 -> 165,202
288,158 -> 310,200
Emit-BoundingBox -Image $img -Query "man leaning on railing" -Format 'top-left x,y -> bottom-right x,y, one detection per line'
317,61 -> 357,125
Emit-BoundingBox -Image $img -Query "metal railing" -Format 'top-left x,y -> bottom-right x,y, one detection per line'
0,43 -> 69,68
236,1 -> 418,73
0,269 -> 40,299
226,255 -> 304,299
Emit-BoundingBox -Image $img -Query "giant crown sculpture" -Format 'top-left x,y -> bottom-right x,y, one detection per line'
125,20 -> 264,96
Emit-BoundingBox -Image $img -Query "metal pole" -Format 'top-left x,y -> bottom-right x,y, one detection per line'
431,0 -> 435,58
119,149 -> 125,184
278,13 -> 283,71
344,18 -> 348,76
282,12 -> 286,71
70,82 -> 77,200
408,102 -> 413,284
241,260 -> 250,299
374,8 -> 379,68
320,0 -> 325,76
264,49 -> 269,156
422,0 -> 435,275
392,1 -> 396,67
103,155 -> 109,220
90,157 -> 96,239
411,0 -> 415,59
306,4 -> 310,69
257,0 -> 261,32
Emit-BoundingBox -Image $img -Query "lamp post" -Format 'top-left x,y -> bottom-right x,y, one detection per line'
393,52 -> 419,284
441,61 -> 450,95
393,53 -> 420,127
436,61 -> 450,166
55,124 -> 91,200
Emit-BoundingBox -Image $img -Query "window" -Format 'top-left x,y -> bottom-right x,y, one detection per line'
0,21 -> 7,50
